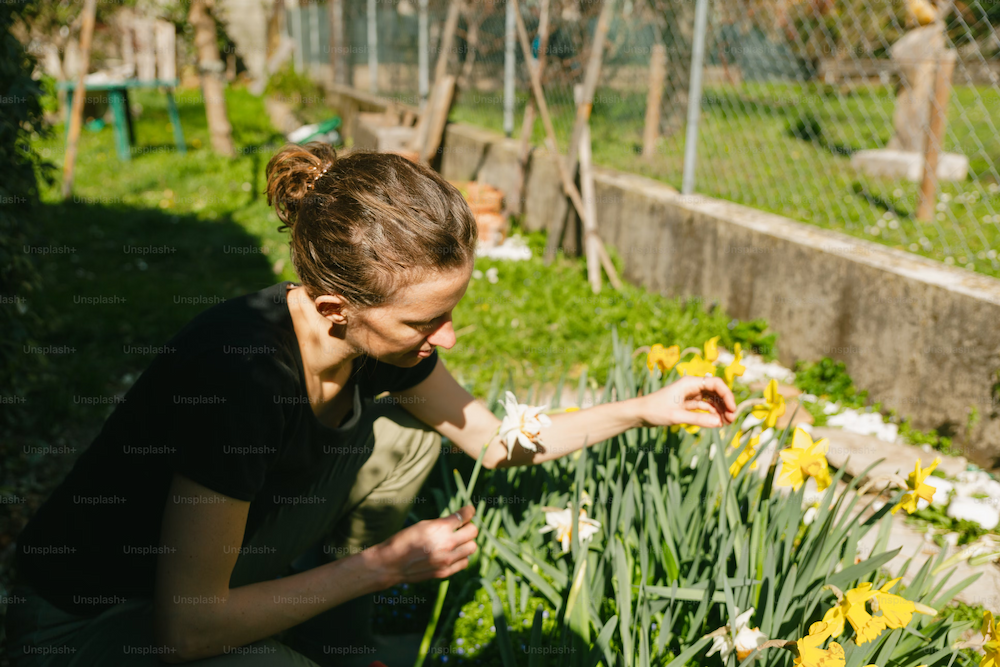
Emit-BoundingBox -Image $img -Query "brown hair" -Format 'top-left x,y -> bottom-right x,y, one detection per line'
265,142 -> 478,309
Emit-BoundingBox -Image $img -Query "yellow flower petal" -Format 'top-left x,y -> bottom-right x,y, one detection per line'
704,336 -> 720,363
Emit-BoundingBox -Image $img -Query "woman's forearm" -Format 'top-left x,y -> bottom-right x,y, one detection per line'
159,546 -> 390,663
488,396 -> 646,469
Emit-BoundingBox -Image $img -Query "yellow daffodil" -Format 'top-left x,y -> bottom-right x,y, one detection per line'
724,343 -> 746,389
870,578 -> 935,629
777,427 -> 832,492
818,583 -> 885,645
750,378 -> 786,429
704,336 -> 721,363
676,354 -> 717,378
794,622 -> 844,667
890,457 -> 941,515
647,343 -> 680,374
729,429 -> 761,477
982,610 -> 1000,667
671,409 -> 710,435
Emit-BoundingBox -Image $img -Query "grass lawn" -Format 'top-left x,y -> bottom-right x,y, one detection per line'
449,80 -> 1000,278
22,83 -> 778,438
4,81 -> 987,667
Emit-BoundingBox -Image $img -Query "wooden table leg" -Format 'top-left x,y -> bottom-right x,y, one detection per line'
108,88 -> 131,161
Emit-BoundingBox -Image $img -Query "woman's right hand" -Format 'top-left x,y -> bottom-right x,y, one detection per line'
372,505 -> 479,586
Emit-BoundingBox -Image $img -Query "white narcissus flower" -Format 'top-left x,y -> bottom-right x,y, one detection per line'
539,491 -> 601,553
498,390 -> 552,460
803,504 -> 819,526
706,607 -> 768,663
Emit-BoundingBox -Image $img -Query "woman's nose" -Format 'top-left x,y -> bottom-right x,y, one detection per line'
427,319 -> 456,349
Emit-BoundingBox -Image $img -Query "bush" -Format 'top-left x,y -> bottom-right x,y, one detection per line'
0,2 -> 53,435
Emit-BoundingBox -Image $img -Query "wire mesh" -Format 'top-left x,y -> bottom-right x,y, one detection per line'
286,0 -> 1000,276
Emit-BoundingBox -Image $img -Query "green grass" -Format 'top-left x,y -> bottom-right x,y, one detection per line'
448,80 -> 1000,278
24,82 -> 778,437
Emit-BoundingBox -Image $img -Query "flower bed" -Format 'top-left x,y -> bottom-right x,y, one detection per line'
420,328 -> 983,667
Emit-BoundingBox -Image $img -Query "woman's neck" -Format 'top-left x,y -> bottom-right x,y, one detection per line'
286,284 -> 358,385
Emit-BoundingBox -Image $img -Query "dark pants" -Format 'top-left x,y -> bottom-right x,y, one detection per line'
4,398 -> 442,666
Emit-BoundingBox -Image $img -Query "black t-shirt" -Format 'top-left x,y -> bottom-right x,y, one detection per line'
14,280 -> 439,617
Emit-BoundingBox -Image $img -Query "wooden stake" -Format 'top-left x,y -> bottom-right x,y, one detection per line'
543,0 -> 617,265
577,84 -> 600,293
410,0 -> 461,158
917,49 -> 956,223
62,0 -> 98,200
421,75 -> 457,164
433,0 -> 462,91
642,43 -> 666,159
511,0 -> 622,291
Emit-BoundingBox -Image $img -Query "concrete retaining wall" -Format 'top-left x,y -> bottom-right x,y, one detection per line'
326,89 -> 1000,469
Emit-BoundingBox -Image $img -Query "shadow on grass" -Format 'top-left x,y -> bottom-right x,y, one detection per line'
849,181 -> 913,219
19,198 -> 281,434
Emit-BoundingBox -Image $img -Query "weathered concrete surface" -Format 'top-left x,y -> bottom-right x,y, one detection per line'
320,87 -> 1000,471
816,426 -> 970,482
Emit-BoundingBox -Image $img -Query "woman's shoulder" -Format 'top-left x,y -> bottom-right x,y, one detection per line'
140,282 -> 302,392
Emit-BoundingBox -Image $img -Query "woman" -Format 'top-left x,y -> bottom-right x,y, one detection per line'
5,143 -> 736,666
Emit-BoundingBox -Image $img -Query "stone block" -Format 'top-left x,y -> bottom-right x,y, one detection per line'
353,112 -> 415,152
851,148 -> 969,182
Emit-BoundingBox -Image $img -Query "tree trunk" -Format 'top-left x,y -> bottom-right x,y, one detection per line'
189,0 -> 235,157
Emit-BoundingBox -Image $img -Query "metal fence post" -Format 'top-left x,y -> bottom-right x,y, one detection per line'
290,6 -> 303,73
503,0 -> 516,137
309,2 -> 320,75
681,0 -> 709,196
419,0 -> 429,109
367,0 -> 378,94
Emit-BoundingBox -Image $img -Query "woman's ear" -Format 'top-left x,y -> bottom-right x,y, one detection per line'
314,294 -> 349,326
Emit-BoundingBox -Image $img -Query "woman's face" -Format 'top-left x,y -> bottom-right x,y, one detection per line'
349,261 -> 474,366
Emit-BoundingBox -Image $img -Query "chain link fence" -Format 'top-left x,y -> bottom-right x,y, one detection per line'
287,0 -> 1000,277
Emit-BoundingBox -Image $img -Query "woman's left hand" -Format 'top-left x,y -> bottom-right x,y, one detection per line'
637,375 -> 737,429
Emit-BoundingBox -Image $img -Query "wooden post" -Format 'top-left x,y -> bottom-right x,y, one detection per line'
155,20 -> 176,82
421,75 -> 457,164
62,0 -> 98,200
511,0 -> 549,217
642,43 -> 666,159
329,0 -> 351,87
543,0 -> 617,265
577,84 -> 601,294
917,49 -> 956,223
134,17 -> 156,82
433,0 -> 462,90
511,0 -> 622,291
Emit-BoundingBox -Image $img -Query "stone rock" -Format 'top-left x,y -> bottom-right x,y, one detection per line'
922,475 -> 954,508
850,149 -> 969,182
748,381 -> 801,398
946,496 -> 1000,530
888,23 -> 946,153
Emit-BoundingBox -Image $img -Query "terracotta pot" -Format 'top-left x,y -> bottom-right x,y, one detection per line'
464,182 -> 503,213
474,211 -> 507,247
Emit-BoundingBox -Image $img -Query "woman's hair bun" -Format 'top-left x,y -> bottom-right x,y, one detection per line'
265,141 -> 338,230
